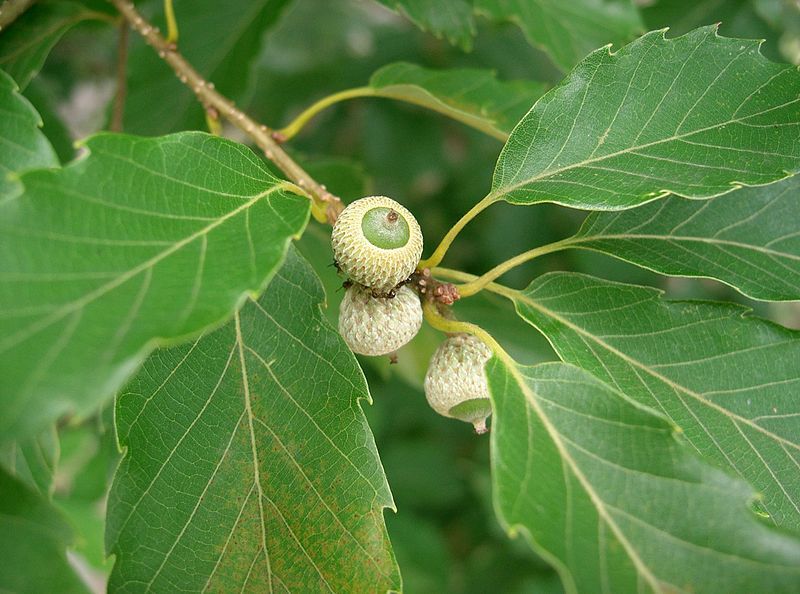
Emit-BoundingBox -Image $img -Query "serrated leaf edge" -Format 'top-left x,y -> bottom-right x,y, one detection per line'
489,25 -> 800,210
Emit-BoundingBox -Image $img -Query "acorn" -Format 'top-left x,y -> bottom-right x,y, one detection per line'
331,196 -> 423,293
338,284 -> 423,356
424,334 -> 492,434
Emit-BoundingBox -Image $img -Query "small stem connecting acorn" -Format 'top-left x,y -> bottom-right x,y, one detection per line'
410,267 -> 460,305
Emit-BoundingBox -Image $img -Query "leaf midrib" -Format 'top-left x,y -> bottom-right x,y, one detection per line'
235,312 -> 275,594
512,287 -> 800,453
242,321 -> 392,579
570,233 -> 800,262
506,363 -> 800,594
502,361 -> 664,593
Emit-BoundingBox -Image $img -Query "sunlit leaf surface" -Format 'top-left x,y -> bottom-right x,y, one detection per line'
0,132 -> 309,443
491,27 -> 800,210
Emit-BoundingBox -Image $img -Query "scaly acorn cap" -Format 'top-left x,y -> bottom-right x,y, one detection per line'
424,333 -> 493,434
338,284 -> 423,356
331,196 -> 423,293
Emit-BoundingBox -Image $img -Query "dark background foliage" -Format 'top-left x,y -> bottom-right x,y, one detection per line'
8,0 -> 800,591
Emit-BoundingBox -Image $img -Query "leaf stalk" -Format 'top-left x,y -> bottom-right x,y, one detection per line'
456,238 -> 574,297
433,267 -> 517,302
110,21 -> 129,132
163,0 -> 178,44
277,87 -> 377,141
418,195 -> 496,270
0,0 -> 35,30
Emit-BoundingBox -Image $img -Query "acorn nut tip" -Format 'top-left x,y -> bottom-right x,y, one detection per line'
424,333 -> 492,434
338,284 -> 423,356
331,196 -> 423,293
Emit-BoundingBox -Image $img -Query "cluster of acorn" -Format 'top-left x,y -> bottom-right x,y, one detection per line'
332,196 -> 492,434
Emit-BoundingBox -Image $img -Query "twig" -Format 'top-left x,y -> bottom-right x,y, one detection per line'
0,0 -> 35,31
410,268 -> 460,305
107,0 -> 343,223
110,21 -> 129,132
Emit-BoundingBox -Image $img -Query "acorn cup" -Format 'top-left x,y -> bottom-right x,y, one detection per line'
331,196 -> 423,294
424,333 -> 493,434
338,284 -> 423,356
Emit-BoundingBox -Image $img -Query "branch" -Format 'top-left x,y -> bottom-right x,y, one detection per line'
0,0 -> 35,31
110,21 -> 129,132
108,0 -> 343,224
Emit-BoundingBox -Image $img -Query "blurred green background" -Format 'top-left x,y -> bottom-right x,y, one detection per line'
25,0 -> 800,591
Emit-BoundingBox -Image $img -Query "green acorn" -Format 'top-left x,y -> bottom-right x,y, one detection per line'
338,284 -> 422,356
424,334 -> 492,434
331,196 -> 423,293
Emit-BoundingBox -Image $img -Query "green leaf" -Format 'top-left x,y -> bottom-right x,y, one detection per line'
107,248 -> 400,592
0,1 -> 100,90
372,0 -> 475,50
489,360 -> 800,594
0,425 -> 59,496
0,132 -> 310,443
507,272 -> 800,533
369,62 -> 546,140
474,0 -> 643,71
0,69 -> 58,199
490,26 -> 800,211
0,468 -> 87,593
379,0 -> 644,71
570,176 -> 800,301
124,0 -> 291,134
